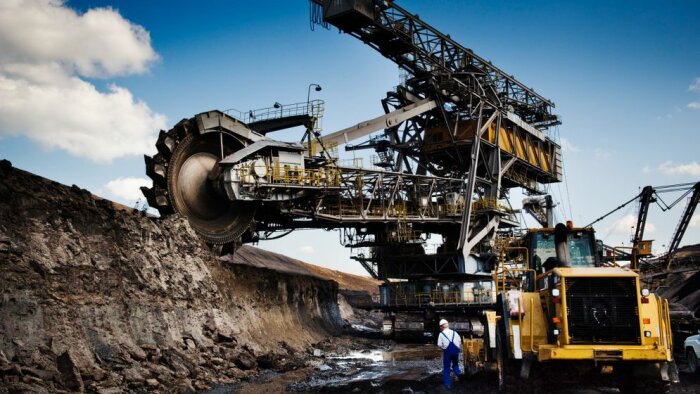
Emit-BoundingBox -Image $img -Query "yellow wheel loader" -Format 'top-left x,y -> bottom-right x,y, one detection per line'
488,223 -> 677,393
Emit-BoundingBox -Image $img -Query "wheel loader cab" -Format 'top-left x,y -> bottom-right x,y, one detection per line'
521,226 -> 599,292
528,227 -> 599,274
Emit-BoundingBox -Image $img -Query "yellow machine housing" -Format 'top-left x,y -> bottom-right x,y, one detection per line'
492,224 -> 676,392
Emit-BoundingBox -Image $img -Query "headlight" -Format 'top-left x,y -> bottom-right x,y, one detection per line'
552,288 -> 560,297
641,288 -> 650,297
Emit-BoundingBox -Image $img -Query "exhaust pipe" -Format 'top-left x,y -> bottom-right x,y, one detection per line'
554,223 -> 571,267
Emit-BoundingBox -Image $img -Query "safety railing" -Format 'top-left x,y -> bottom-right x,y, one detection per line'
224,100 -> 324,131
384,288 -> 496,307
440,203 -> 464,216
609,245 -> 640,270
338,158 -> 365,168
494,247 -> 532,294
237,165 -> 341,187
386,227 -> 421,243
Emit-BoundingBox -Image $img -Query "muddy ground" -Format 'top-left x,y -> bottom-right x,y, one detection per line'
218,337 -> 700,394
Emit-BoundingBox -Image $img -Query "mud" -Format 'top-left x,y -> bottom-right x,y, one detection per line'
228,340 -> 700,394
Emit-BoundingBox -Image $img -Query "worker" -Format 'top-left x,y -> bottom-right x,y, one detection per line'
437,318 -> 462,388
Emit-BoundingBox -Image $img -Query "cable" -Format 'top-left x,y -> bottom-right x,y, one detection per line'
585,191 -> 642,228
585,182 -> 698,227
553,125 -> 574,220
599,202 -> 634,242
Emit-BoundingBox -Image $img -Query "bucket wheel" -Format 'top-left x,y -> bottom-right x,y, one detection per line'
141,117 -> 256,251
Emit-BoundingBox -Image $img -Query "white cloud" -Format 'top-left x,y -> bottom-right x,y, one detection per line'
593,148 -> 611,160
690,77 -> 700,93
0,0 -> 158,78
691,214 -> 700,228
103,177 -> 151,201
658,161 -> 700,177
0,0 -> 165,162
604,214 -> 656,238
559,137 -> 579,152
687,102 -> 700,110
299,245 -> 315,254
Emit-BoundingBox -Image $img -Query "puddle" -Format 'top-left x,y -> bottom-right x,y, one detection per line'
290,344 -> 452,393
328,349 -> 385,362
327,345 -> 441,362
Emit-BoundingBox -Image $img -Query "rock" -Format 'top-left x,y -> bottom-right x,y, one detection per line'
121,366 -> 146,384
3,381 -> 49,394
146,378 -> 159,387
312,348 -> 323,357
222,347 -> 238,363
216,331 -> 236,344
97,387 -> 122,394
140,344 -> 161,360
203,319 -> 216,335
1,363 -> 23,376
318,364 -> 332,371
89,367 -> 108,382
173,378 -> 196,394
145,362 -> 175,379
193,380 -> 210,391
22,374 -> 45,385
161,348 -> 195,378
0,349 -> 9,365
233,351 -> 257,370
56,351 -> 84,392
256,353 -> 275,369
184,337 -> 196,351
128,346 -> 147,362
21,366 -> 54,381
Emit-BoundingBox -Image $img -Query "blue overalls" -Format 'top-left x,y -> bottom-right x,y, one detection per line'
441,330 -> 461,388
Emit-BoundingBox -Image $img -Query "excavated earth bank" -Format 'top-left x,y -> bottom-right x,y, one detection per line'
0,160 -> 354,393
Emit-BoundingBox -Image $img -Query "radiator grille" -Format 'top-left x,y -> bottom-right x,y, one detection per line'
565,277 -> 640,344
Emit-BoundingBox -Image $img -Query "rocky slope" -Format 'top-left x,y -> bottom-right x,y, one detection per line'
227,246 -> 380,296
0,160 -> 372,393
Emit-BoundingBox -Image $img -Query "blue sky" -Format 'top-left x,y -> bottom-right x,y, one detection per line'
1,0 -> 698,275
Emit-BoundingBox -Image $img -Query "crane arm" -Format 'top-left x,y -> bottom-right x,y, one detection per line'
666,182 -> 700,269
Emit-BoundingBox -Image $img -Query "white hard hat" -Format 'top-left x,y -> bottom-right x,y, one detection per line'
439,319 -> 448,327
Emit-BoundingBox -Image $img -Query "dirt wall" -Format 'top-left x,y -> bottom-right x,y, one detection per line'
0,161 -> 342,392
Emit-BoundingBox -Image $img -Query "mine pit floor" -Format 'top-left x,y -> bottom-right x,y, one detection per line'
211,337 -> 700,394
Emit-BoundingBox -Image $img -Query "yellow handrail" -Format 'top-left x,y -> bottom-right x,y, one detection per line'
655,294 -> 666,349
664,298 -> 673,352
529,298 -> 535,353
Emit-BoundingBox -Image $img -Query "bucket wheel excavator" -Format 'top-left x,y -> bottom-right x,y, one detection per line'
142,116 -> 259,250
142,0 -> 565,344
